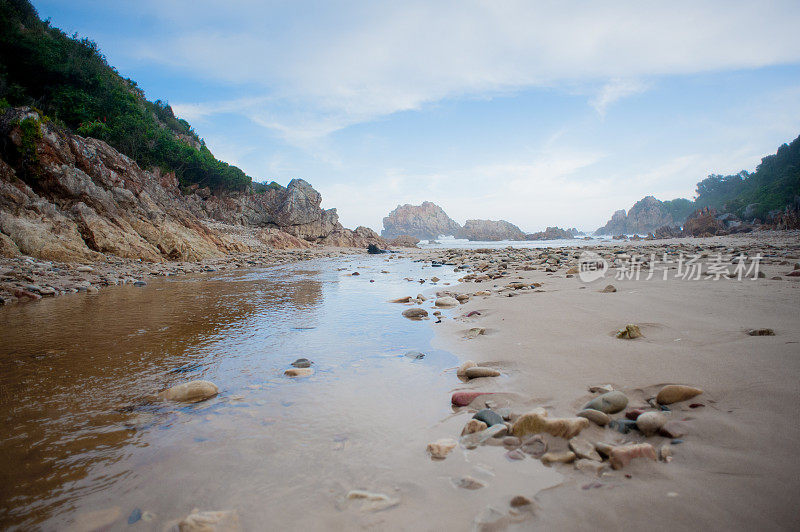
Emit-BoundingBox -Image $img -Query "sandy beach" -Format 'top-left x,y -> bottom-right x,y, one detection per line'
414,231 -> 800,530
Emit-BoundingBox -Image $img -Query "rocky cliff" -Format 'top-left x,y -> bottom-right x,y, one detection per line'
595,196 -> 679,235
458,219 -> 526,241
381,201 -> 461,240
0,108 -> 384,262
525,226 -> 578,240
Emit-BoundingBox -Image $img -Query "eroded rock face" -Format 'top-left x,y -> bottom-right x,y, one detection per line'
525,226 -> 578,240
683,207 -> 724,237
381,201 -> 461,240
458,219 -> 526,241
0,107 -> 383,262
596,196 -> 679,235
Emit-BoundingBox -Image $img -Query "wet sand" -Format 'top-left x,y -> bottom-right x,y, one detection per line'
427,232 -> 800,530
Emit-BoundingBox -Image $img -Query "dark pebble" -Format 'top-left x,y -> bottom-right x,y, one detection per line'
128,508 -> 142,524
609,419 -> 638,434
291,358 -> 313,368
689,403 -> 704,408
404,351 -> 425,359
473,409 -> 505,427
671,439 -> 684,445
133,280 -> 147,286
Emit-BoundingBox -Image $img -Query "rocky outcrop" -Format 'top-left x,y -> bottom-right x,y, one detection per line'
683,207 -> 724,237
0,107 -> 383,262
458,219 -> 526,241
526,226 -> 577,240
595,196 -> 678,235
387,235 -> 420,248
381,202 -> 461,240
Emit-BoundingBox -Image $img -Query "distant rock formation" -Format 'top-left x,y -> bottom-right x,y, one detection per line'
526,226 -> 578,240
595,196 -> 679,235
0,107 -> 384,262
381,201 -> 461,240
458,219 -> 526,241
387,235 -> 420,248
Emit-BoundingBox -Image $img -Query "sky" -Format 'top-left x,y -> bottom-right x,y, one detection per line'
31,0 -> 800,233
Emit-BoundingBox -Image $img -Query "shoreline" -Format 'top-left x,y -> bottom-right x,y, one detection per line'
419,230 -> 800,529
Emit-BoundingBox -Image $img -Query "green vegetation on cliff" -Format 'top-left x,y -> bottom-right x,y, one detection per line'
694,134 -> 800,219
0,0 -> 252,191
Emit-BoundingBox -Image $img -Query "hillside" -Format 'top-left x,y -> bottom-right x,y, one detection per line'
0,0 -> 254,192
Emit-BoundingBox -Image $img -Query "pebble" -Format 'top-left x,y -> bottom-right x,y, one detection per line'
460,424 -> 507,448
520,435 -> 547,458
616,324 -> 642,339
434,296 -> 459,308
588,384 -> 614,393
462,419 -> 489,435
502,436 -> 521,449
659,444 -> 673,462
128,508 -> 142,524
574,458 -> 607,476
473,409 -> 505,427
464,366 -> 501,379
576,408 -> 610,426
390,296 -> 412,303
656,385 -> 703,405
346,490 -> 399,511
600,284 -> 617,293
747,328 -> 775,336
284,367 -> 314,377
466,327 -> 486,339
455,476 -> 485,490
159,380 -> 219,403
569,437 -> 602,461
403,351 -> 425,359
541,451 -> 576,465
291,358 -> 313,368
76,265 -> 93,272
505,449 -> 526,460
583,390 -> 629,414
609,419 -> 638,434
402,308 -> 428,319
133,280 -> 147,287
635,411 -> 668,436
509,495 -> 531,507
451,391 -> 493,406
625,409 -> 645,420
427,438 -> 457,459
609,443 -> 657,469
513,412 -> 589,439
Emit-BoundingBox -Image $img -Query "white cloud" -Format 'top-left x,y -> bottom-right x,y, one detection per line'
135,0 -> 800,140
591,79 -> 648,116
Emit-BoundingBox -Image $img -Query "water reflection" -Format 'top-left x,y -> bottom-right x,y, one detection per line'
0,258 -> 471,529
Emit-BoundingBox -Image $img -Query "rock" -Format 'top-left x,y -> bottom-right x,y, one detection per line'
291,358 -> 313,368
600,284 -> 617,293
747,328 -> 775,336
509,495 -> 531,507
659,421 -> 689,439
284,367 -> 314,377
456,360 -> 477,378
462,419 -> 489,435
541,451 -> 576,464
574,459 -> 607,476
609,419 -> 638,434
466,327 -> 486,339
459,219 -> 527,241
451,391 -> 493,406
427,438 -> 457,459
635,411 -> 668,436
159,380 -> 219,403
76,265 -> 93,272
616,324 -> 642,339
346,490 -> 400,512
588,384 -> 614,393
381,202 -> 461,240
435,296 -> 459,308
583,390 -> 629,414
403,351 -> 425,359
390,296 -> 412,303
402,308 -> 428,319
625,409 -> 645,420
609,443 -> 657,469
133,280 -> 147,287
512,412 -> 589,439
659,444 -> 673,462
596,196 -> 690,235
473,409 -> 504,427
128,508 -> 142,524
656,385 -> 703,405
455,294 -> 470,303
455,476 -> 486,490
464,367 -> 501,379
505,449 -> 526,460
460,424 -> 508,448
569,437 -> 601,461
431,276 -> 440,283
520,435 -> 547,458
67,507 -> 122,531
502,436 -> 521,449
576,409 -> 610,426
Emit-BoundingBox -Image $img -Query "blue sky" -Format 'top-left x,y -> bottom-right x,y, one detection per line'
32,0 -> 800,232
